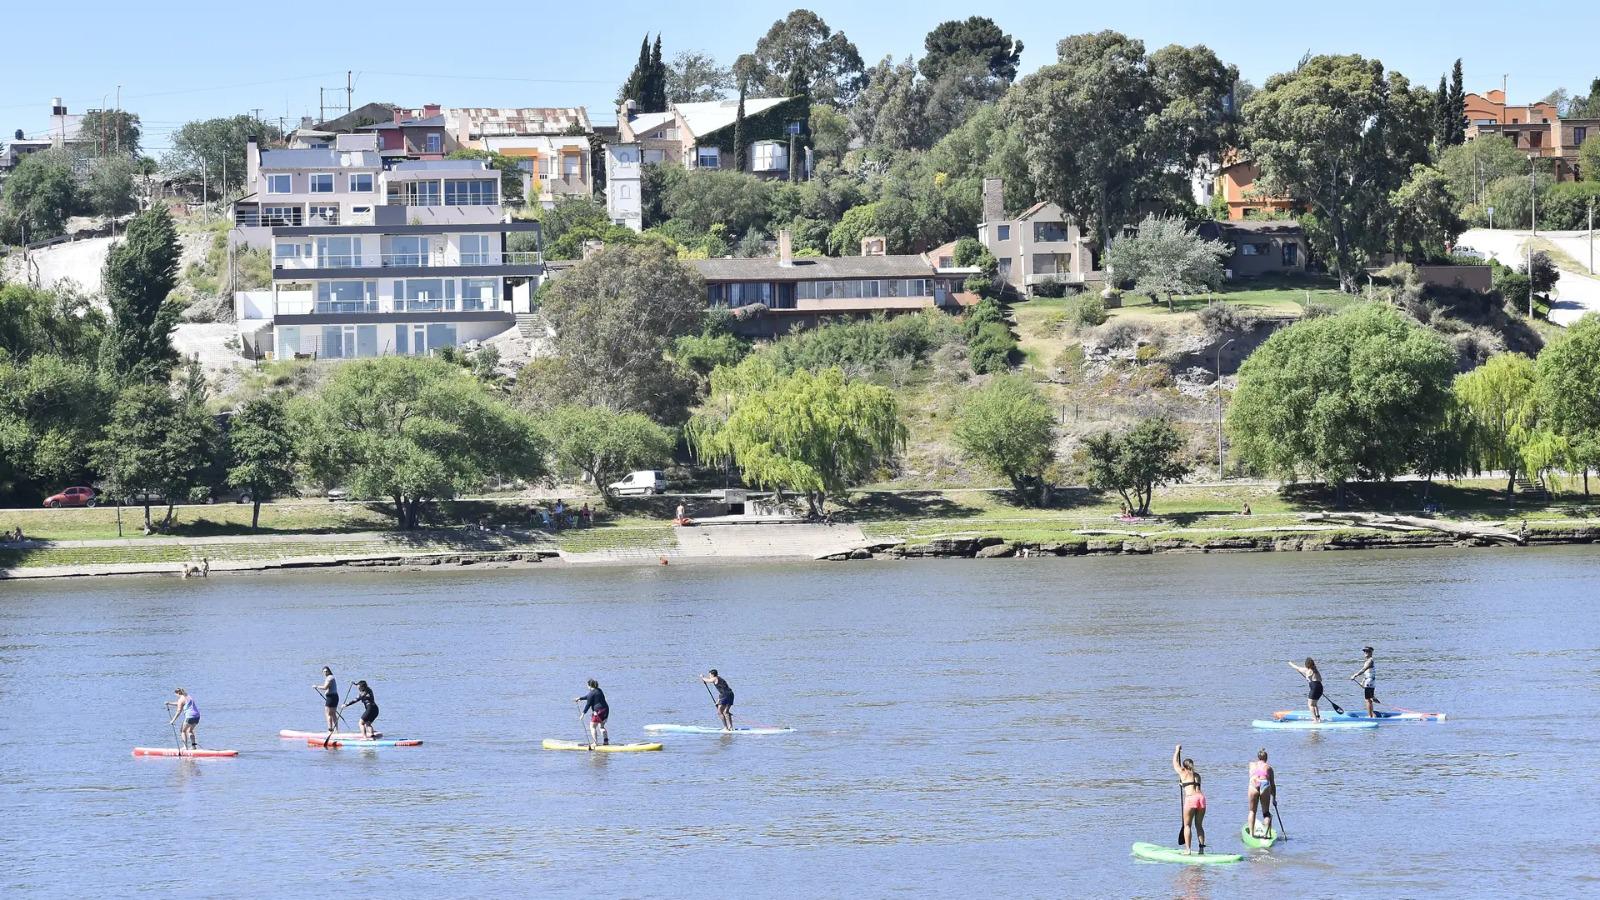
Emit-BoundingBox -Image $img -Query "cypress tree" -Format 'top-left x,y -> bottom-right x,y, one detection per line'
1434,76 -> 1451,148
733,79 -> 747,173
100,204 -> 180,382
617,36 -> 651,107
646,35 -> 667,112
1448,59 -> 1467,145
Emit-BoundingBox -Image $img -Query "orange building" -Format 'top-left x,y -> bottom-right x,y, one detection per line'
1464,89 -> 1597,180
1215,156 -> 1296,221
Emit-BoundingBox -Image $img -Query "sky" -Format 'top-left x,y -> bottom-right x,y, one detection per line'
3,0 -> 1597,155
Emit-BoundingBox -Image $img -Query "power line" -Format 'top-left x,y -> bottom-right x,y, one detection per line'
361,70 -> 615,85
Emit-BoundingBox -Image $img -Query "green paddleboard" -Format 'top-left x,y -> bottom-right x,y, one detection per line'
1240,825 -> 1278,848
1131,842 -> 1244,864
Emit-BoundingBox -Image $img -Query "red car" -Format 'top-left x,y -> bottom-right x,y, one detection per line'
43,486 -> 97,508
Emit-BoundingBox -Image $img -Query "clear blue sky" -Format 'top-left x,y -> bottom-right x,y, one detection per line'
3,0 -> 1595,153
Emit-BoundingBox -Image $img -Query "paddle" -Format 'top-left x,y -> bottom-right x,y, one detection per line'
702,678 -> 727,728
166,705 -> 181,750
1177,784 -> 1186,849
579,706 -> 594,751
1271,790 -> 1289,840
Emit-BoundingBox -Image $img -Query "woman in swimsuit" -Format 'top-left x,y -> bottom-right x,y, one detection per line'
1245,748 -> 1275,838
316,666 -> 339,732
342,680 -> 379,739
165,688 -> 200,749
1172,744 -> 1207,854
1288,658 -> 1324,721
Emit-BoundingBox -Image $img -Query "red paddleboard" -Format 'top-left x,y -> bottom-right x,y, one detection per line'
132,747 -> 238,758
279,730 -> 381,740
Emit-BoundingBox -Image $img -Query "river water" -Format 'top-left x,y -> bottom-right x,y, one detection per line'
1,548 -> 1596,897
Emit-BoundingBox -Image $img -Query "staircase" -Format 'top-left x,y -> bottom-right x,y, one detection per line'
515,313 -> 542,338
1515,476 -> 1550,502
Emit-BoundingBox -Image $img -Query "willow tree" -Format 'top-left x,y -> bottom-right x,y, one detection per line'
1535,315 -> 1600,497
690,360 -> 905,515
1454,353 -> 1540,500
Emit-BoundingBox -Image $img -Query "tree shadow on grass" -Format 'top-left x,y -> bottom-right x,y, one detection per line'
835,491 -> 983,521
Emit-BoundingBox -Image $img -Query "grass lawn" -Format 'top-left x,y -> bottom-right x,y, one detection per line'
1109,274 -> 1354,318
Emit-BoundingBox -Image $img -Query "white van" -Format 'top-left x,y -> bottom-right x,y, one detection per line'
609,470 -> 669,496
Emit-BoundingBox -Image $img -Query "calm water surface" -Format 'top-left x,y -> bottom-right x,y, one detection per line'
2,548 -> 1598,897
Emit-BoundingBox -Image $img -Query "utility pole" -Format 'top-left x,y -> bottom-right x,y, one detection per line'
1590,198 -> 1594,274
1215,339 -> 1235,478
319,88 -> 325,125
346,70 -> 353,116
1529,155 -> 1537,318
114,84 -> 121,153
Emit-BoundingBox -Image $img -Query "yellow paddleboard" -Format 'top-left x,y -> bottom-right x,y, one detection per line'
541,739 -> 663,752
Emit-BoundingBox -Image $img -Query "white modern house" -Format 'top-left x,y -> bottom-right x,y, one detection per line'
231,133 -> 540,361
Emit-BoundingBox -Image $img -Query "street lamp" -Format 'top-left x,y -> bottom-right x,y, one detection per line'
1216,338 -> 1236,477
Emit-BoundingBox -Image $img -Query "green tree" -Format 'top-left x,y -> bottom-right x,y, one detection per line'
1536,315 -> 1600,496
99,204 -> 181,382
0,150 -> 80,242
294,357 -> 545,529
1454,353 -> 1539,499
1244,55 -> 1434,290
808,103 -> 852,162
1005,31 -> 1237,250
617,35 -> 667,111
544,405 -> 676,502
0,285 -> 108,501
667,50 -> 732,103
77,109 -> 142,155
953,375 -> 1055,504
1522,251 -> 1559,299
1082,418 -> 1192,516
851,57 -> 926,150
84,155 -> 140,217
690,365 -> 905,515
533,243 -> 704,421
645,35 -> 668,111
1447,59 -> 1467,146
92,381 -> 215,533
661,169 -> 775,235
1438,134 -> 1525,207
921,16 -> 1024,82
827,198 -> 918,255
226,394 -> 298,530
1389,164 -> 1465,261
1105,215 -> 1230,310
750,9 -> 866,107
1226,304 -> 1456,498
165,115 -> 280,191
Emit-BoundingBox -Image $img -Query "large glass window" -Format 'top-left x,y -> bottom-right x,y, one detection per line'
426,323 -> 458,351
307,205 -> 338,226
321,326 -> 345,359
460,235 -> 491,266
356,324 -> 378,358
273,242 -> 307,262
261,206 -> 301,227
395,279 -> 456,312
315,281 -> 376,313
562,153 -> 582,177
315,236 -> 360,268
310,173 -> 334,193
425,133 -> 442,154
277,326 -> 300,357
391,181 -> 441,206
462,278 -> 499,310
386,236 -> 428,267
444,179 -> 497,206
349,173 -> 374,193
265,174 -> 292,194
696,146 -> 720,169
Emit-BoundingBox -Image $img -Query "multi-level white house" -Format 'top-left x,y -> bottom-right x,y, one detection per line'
604,141 -> 642,231
231,133 -> 540,361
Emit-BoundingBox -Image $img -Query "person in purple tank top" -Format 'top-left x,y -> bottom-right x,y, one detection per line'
165,688 -> 200,749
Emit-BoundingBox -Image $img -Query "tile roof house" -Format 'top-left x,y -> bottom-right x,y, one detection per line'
1196,219 -> 1309,279
1465,89 -> 1598,181
617,97 -> 809,179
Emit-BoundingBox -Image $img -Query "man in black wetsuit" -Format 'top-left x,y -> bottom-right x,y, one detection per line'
574,679 -> 609,746
702,669 -> 735,731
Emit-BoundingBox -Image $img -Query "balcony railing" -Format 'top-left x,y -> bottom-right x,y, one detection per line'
385,193 -> 500,207
272,251 -> 541,270
275,297 -> 507,315
235,209 -> 339,228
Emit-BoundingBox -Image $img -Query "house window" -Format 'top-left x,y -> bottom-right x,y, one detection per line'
315,280 -> 376,313
619,184 -> 634,199
1576,127 -> 1589,145
273,242 -> 308,262
395,278 -> 456,312
460,235 -> 491,266
1033,222 -> 1068,242
277,326 -> 300,356
997,258 -> 1012,278
444,179 -> 497,206
462,278 -> 499,310
643,149 -> 667,165
315,236 -> 360,268
391,181 -> 441,206
265,174 -> 292,194
696,146 -> 720,169
261,205 -> 300,227
563,154 -> 582,177
349,173 -> 374,193
385,236 -> 428,267
307,205 -> 338,226
309,173 -> 334,193
997,225 -> 1011,241
425,133 -> 442,154
1282,243 -> 1299,266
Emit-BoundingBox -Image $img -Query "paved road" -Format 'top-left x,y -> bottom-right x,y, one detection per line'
1459,228 -> 1600,325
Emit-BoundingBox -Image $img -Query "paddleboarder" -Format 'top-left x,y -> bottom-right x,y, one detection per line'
1350,646 -> 1377,717
1173,744 -> 1208,855
341,680 -> 379,739
165,688 -> 200,749
1287,658 -> 1324,721
315,666 -> 339,732
1245,749 -> 1275,838
701,669 -> 735,731
574,679 -> 609,746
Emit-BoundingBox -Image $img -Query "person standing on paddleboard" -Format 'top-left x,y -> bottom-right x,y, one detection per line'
1288,658 -> 1324,721
1245,749 -> 1275,838
342,680 -> 379,739
166,688 -> 200,749
1350,646 -> 1377,717
702,669 -> 735,731
1173,744 -> 1208,854
316,666 -> 339,732
574,679 -> 609,746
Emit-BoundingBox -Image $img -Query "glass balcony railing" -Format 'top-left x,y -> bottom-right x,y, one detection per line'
272,251 -> 541,270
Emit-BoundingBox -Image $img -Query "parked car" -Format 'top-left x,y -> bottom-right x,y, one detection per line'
609,470 -> 669,496
42,486 -> 97,508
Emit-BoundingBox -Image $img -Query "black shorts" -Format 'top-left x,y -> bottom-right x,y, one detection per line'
1308,682 -> 1323,701
719,693 -> 734,710
361,707 -> 379,725
325,694 -> 339,708
1363,685 -> 1375,700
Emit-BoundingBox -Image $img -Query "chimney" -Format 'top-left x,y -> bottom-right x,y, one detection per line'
982,177 -> 1004,225
392,107 -> 407,124
778,229 -> 794,267
423,103 -> 441,118
860,236 -> 887,257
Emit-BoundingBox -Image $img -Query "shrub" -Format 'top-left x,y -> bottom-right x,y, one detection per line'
1070,294 -> 1108,328
951,236 -> 986,267
968,321 -> 1018,374
1301,302 -> 1335,320
963,298 -> 1007,339
1197,301 -> 1252,336
1099,319 -> 1140,350
1031,276 -> 1069,299
765,312 -> 960,375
